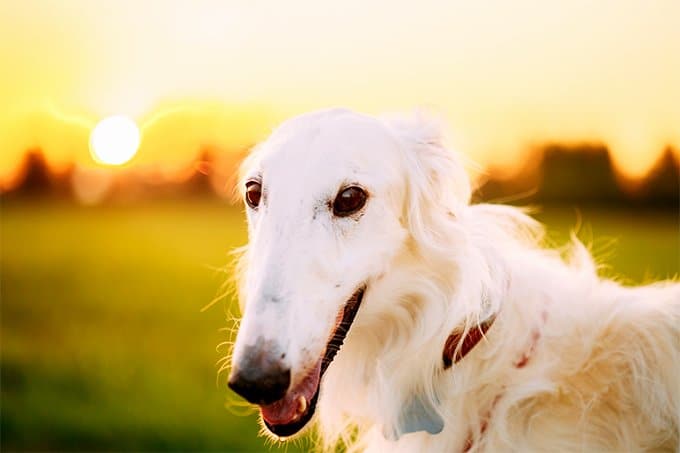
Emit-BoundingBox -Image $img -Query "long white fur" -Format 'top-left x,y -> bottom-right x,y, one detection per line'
232,108 -> 680,452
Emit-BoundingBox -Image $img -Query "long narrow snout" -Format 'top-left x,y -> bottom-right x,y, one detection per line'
228,338 -> 291,405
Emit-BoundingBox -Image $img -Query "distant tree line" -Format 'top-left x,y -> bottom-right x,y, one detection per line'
477,144 -> 678,209
3,144 -> 678,209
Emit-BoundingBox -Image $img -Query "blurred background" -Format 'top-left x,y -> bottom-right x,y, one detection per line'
1,1 -> 678,451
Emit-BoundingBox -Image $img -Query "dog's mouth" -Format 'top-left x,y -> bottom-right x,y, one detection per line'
259,286 -> 366,438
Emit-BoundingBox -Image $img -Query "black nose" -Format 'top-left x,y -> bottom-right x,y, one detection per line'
228,356 -> 290,405
228,365 -> 290,405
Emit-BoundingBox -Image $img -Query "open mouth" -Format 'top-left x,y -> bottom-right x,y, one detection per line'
259,286 -> 366,438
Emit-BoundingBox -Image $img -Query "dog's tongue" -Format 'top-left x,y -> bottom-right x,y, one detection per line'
260,360 -> 321,425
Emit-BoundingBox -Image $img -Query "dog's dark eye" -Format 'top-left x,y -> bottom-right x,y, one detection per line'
333,186 -> 367,217
245,181 -> 262,209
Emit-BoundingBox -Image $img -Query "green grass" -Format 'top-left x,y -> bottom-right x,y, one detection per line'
534,206 -> 678,283
1,200 -> 677,451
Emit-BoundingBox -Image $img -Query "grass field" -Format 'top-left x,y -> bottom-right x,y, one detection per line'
1,199 -> 678,452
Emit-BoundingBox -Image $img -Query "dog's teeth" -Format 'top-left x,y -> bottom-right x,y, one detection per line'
297,395 -> 307,414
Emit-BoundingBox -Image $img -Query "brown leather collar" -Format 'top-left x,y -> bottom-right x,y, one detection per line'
442,315 -> 496,369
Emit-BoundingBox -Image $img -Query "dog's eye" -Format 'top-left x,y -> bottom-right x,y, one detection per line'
333,186 -> 367,217
245,181 -> 262,209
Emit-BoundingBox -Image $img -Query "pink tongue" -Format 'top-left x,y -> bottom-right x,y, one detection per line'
260,360 -> 321,425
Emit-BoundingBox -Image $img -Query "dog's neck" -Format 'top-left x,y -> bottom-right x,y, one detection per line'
317,227 -> 548,448
317,255 -> 511,441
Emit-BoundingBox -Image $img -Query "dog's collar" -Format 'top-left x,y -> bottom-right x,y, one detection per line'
389,314 -> 498,441
442,315 -> 496,369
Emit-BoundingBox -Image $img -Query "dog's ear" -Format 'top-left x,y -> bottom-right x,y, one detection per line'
383,391 -> 444,441
382,112 -> 471,249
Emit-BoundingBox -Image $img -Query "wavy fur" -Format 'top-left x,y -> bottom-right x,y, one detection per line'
230,109 -> 680,452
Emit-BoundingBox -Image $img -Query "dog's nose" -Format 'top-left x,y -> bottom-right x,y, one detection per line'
228,364 -> 290,405
228,346 -> 291,405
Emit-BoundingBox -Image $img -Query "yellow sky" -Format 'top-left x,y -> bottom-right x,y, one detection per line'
1,0 -> 678,186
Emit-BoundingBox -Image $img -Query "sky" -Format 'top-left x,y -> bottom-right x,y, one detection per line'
1,0 -> 679,187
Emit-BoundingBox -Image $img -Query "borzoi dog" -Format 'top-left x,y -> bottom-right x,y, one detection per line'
227,108 -> 679,452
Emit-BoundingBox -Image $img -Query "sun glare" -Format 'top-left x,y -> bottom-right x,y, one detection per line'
89,115 -> 140,165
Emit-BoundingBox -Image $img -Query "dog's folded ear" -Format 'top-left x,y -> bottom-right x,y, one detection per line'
381,112 -> 472,250
382,391 -> 444,441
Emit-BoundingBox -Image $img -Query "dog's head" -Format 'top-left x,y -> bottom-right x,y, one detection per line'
228,108 -> 471,438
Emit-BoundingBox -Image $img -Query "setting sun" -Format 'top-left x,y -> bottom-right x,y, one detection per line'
89,115 -> 140,165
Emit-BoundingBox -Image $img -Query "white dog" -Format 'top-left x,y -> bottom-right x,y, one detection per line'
227,108 -> 679,452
